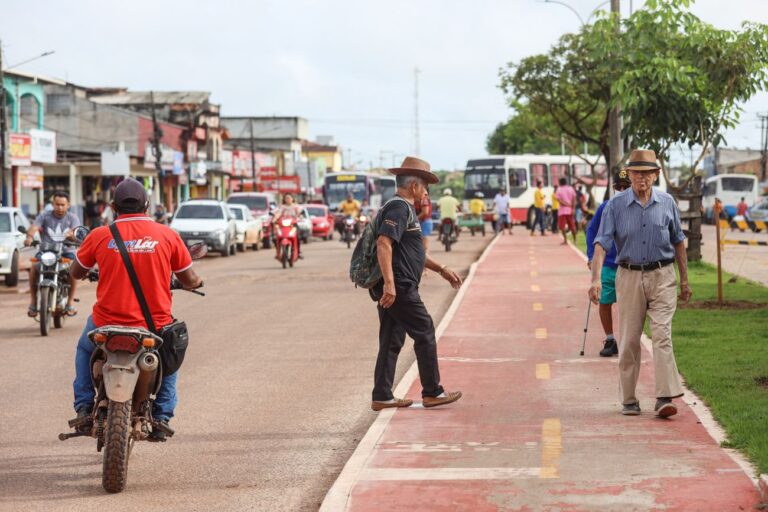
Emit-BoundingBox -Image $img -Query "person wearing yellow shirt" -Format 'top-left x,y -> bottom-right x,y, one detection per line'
551,185 -> 560,233
337,193 -> 362,237
530,180 -> 547,236
469,192 -> 485,218
437,188 -> 461,240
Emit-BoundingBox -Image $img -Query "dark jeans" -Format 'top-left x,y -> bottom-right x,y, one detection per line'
531,207 -> 546,234
551,209 -> 558,232
371,283 -> 444,401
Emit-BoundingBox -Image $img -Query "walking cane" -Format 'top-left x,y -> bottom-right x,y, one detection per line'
579,301 -> 591,356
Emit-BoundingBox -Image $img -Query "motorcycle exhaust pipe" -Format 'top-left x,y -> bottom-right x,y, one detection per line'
138,352 -> 159,372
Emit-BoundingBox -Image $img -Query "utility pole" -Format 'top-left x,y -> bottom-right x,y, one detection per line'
248,118 -> 257,190
413,67 -> 421,157
760,114 -> 768,182
0,39 -> 8,207
608,0 -> 623,183
150,91 -> 165,205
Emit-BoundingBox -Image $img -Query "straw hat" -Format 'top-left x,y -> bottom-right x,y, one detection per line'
389,156 -> 440,185
624,149 -> 661,172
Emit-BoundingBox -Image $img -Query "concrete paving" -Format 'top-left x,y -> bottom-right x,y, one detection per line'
323,233 -> 762,511
0,231 -> 491,511
700,223 -> 768,286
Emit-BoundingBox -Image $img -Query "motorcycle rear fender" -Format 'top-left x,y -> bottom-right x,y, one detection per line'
102,351 -> 142,403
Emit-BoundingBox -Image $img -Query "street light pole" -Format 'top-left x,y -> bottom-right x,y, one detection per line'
0,39 -> 8,207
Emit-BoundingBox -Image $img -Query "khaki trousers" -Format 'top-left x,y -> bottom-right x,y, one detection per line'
616,264 -> 684,405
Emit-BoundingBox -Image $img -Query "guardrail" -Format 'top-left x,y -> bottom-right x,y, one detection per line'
719,220 -> 768,246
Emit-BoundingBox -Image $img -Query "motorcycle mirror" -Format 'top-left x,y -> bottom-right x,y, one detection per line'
188,242 -> 208,260
17,224 -> 27,234
73,226 -> 90,242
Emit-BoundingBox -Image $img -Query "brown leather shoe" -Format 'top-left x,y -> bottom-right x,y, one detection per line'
371,398 -> 413,411
422,391 -> 462,408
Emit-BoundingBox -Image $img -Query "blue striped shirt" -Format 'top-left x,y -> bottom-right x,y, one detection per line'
594,188 -> 685,265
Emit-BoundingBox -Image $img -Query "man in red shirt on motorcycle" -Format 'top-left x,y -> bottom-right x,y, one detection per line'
70,179 -> 203,440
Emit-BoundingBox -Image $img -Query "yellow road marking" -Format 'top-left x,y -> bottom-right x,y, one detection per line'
540,418 -> 562,479
535,328 -> 547,339
530,270 -> 538,277
536,363 -> 550,379
533,303 -> 543,311
531,285 -> 540,292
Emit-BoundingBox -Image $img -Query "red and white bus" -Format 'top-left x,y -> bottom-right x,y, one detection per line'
463,154 -> 612,226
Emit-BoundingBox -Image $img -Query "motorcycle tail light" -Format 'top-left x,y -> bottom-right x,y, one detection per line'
106,335 -> 140,353
93,332 -> 107,344
142,338 -> 156,349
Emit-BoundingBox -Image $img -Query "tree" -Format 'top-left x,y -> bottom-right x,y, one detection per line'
486,102 -> 563,155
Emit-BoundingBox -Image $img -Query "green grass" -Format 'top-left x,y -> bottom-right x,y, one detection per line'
574,243 -> 768,474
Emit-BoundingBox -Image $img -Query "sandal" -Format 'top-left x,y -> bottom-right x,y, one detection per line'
27,305 -> 38,318
65,305 -> 78,317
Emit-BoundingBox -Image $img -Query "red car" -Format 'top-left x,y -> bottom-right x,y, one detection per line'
303,204 -> 334,240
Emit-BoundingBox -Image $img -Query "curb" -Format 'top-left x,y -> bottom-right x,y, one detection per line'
319,234 -> 502,512
568,241 -> 763,493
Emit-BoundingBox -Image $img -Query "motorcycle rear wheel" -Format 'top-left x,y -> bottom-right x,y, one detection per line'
281,246 -> 289,269
39,288 -> 53,337
102,399 -> 132,493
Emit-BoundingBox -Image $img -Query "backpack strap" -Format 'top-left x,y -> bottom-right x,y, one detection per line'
109,223 -> 158,334
377,196 -> 415,229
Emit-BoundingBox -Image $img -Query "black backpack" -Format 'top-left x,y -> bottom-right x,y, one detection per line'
349,197 -> 415,289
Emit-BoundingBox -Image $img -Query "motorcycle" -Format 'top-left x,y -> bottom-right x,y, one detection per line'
276,218 -> 299,268
59,227 -> 207,494
343,216 -> 356,249
440,218 -> 457,252
30,240 -> 75,336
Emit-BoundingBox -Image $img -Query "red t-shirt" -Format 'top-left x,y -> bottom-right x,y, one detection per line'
414,193 -> 432,217
737,202 -> 748,216
76,214 -> 193,329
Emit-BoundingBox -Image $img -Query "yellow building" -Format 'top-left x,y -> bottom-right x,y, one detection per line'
301,140 -> 343,173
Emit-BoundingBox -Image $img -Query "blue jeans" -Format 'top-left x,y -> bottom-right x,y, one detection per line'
73,316 -> 178,421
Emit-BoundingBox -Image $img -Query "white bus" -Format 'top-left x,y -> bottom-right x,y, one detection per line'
702,174 -> 760,222
463,154 -> 609,226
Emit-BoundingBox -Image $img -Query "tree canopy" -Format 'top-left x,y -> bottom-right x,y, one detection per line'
486,102 -> 562,155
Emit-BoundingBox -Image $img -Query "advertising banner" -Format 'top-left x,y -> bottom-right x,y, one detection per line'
30,129 -> 57,164
172,151 -> 184,175
101,150 -> 130,176
19,166 -> 44,189
9,134 -> 32,167
191,161 -> 207,185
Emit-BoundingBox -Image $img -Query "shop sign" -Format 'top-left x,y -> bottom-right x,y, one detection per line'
260,176 -> 301,194
191,161 -> 207,185
19,166 -> 44,189
186,140 -> 197,162
30,129 -> 57,164
172,151 -> 184,175
9,134 -> 32,166
101,150 -> 130,176
220,150 -> 233,175
258,166 -> 277,180
144,142 -> 177,171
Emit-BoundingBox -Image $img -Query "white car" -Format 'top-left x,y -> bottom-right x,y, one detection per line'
170,200 -> 238,257
227,204 -> 263,252
0,207 -> 37,287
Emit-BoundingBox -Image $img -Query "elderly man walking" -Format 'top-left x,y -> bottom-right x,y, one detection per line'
589,149 -> 692,418
370,156 -> 463,411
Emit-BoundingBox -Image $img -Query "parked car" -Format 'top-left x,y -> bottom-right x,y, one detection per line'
170,200 -> 237,257
227,192 -> 277,249
227,204 -> 263,252
748,197 -> 768,222
303,204 -> 334,240
0,207 -> 37,287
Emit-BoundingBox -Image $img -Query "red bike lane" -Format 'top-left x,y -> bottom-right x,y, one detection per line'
322,234 -> 762,511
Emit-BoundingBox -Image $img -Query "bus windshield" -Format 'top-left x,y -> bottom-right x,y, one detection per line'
379,178 -> 396,203
325,175 -> 368,209
721,177 -> 755,192
464,170 -> 505,198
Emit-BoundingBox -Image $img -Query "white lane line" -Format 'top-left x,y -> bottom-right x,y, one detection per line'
536,363 -> 551,379
360,467 -> 541,481
440,357 -> 526,363
540,418 -> 562,479
320,234 -> 503,511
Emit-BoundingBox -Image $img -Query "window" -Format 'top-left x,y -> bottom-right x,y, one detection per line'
0,213 -> 11,233
509,168 -> 528,188
306,206 -> 326,217
175,204 -> 224,219
46,93 -> 72,115
550,164 -> 569,184
721,177 -> 755,193
703,182 -> 717,197
529,163 -> 548,187
572,163 -> 591,177
228,208 -> 244,220
228,196 -> 268,211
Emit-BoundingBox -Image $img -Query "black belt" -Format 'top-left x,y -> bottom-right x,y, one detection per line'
619,259 -> 674,271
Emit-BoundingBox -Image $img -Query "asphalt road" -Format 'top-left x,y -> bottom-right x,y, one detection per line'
0,230 -> 491,512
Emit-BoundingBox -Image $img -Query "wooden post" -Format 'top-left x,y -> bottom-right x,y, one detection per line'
714,198 -> 724,305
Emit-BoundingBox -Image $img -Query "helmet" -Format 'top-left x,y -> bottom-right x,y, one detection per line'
444,188 -> 453,196
474,192 -> 484,198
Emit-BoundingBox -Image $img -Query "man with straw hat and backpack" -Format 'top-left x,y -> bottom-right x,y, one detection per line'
352,156 -> 463,412
589,149 -> 692,418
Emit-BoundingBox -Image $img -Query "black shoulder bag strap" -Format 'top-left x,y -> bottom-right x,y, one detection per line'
109,223 -> 157,334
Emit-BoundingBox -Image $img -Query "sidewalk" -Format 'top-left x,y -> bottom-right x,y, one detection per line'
322,234 -> 762,511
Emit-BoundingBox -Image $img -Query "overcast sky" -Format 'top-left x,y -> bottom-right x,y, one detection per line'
2,0 -> 767,170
